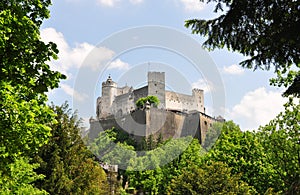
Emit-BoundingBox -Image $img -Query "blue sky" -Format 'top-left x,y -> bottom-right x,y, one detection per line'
41,0 -> 286,130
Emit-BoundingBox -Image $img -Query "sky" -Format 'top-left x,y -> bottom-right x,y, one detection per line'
41,0 -> 287,131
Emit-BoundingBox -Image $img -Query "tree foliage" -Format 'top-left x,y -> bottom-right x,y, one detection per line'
105,127 -> 137,148
258,98 -> 300,193
0,1 -> 65,193
186,1 -> 299,193
206,121 -> 278,194
185,0 -> 300,89
0,0 -> 65,93
136,96 -> 160,108
0,83 -> 54,164
167,161 -> 255,195
202,122 -> 222,151
126,137 -> 205,194
0,158 -> 47,195
34,103 -> 108,194
283,74 -> 300,97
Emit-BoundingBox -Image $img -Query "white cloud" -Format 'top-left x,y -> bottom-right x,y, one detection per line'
40,28 -> 71,77
40,28 -> 117,74
129,0 -> 143,4
192,79 -> 213,94
108,59 -> 130,70
60,83 -> 89,102
179,0 -> 206,12
41,28 -> 131,100
96,0 -> 143,7
223,64 -> 244,75
82,45 -> 115,70
227,87 -> 285,131
97,0 -> 119,7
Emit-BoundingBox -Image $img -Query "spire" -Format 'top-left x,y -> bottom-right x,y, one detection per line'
102,74 -> 116,86
107,74 -> 112,82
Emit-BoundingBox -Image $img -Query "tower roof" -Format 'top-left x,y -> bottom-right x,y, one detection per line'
102,75 -> 116,86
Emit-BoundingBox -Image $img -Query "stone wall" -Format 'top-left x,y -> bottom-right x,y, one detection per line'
165,90 -> 204,113
133,86 -> 148,103
145,108 -> 200,141
112,93 -> 135,118
89,110 -> 147,142
92,73 -> 217,144
148,72 -> 165,109
199,113 -> 216,143
89,108 -> 218,144
98,77 -> 117,118
192,89 -> 204,113
97,73 -> 205,119
117,86 -> 132,96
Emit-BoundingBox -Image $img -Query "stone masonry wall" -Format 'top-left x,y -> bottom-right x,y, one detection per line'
165,90 -> 204,113
89,108 -> 217,144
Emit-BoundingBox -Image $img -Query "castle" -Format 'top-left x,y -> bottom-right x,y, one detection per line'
89,72 -> 223,143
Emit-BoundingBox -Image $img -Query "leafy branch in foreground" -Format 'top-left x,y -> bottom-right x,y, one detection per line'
258,98 -> 300,193
185,0 -> 299,90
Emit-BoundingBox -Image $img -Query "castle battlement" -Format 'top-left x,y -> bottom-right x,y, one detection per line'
96,72 -> 205,119
90,72 -> 224,144
192,88 -> 204,93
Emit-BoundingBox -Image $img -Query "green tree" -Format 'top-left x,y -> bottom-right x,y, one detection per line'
159,138 -> 205,194
135,96 -> 160,108
126,137 -> 205,194
0,0 -> 65,93
147,134 -> 155,150
0,1 -> 65,193
0,83 -> 55,164
207,121 -> 277,194
0,83 -> 55,194
202,122 -> 222,151
258,98 -> 300,193
185,0 -> 299,89
156,133 -> 164,147
186,2 -> 299,193
0,158 -> 47,195
167,161 -> 256,195
89,128 -> 137,191
34,103 -> 108,194
89,129 -> 137,169
105,127 -> 137,148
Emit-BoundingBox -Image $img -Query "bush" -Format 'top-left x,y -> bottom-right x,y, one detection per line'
135,96 -> 160,108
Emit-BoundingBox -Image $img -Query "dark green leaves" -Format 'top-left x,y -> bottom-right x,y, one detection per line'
185,0 -> 300,72
135,96 -> 160,108
0,1 -> 65,193
167,161 -> 255,195
258,98 -> 300,193
0,8 -> 65,94
34,103 -> 109,194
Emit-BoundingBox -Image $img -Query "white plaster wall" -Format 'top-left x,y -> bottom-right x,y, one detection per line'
165,91 -> 201,112
192,89 -> 204,113
148,72 -> 165,108
97,73 -> 205,119
100,82 -> 117,117
117,86 -> 132,96
112,92 -> 135,117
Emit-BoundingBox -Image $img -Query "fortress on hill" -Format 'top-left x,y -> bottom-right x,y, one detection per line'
89,72 -> 224,143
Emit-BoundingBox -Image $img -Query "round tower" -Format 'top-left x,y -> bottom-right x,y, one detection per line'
99,75 -> 117,117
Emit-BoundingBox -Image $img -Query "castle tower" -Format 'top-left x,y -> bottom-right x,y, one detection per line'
148,72 -> 165,109
98,75 -> 117,118
192,88 -> 204,113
